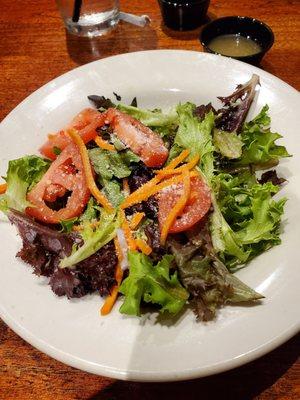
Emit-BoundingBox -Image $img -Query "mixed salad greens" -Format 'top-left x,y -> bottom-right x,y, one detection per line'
0,75 -> 290,321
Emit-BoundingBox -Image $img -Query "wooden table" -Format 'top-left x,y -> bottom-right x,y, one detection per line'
0,0 -> 299,398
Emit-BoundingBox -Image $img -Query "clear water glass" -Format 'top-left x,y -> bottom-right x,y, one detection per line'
56,0 -> 120,37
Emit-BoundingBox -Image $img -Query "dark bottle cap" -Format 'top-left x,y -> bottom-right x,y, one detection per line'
158,0 -> 210,31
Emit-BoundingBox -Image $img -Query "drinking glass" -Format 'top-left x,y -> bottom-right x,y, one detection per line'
56,0 -> 120,37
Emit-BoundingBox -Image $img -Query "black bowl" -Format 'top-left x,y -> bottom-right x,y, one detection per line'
200,16 -> 274,64
158,0 -> 210,31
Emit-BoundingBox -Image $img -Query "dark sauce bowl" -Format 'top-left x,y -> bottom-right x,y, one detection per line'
158,0 -> 210,31
200,16 -> 274,65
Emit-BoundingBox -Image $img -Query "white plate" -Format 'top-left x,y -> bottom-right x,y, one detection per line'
0,50 -> 299,382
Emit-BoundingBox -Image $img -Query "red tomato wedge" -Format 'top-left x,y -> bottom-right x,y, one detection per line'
107,108 -> 169,168
26,143 -> 90,224
158,176 -> 211,233
39,108 -> 105,160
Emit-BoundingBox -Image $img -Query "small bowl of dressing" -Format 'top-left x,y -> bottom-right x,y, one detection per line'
200,16 -> 274,64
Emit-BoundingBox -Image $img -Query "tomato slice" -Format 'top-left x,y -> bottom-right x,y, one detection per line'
39,108 -> 105,160
158,176 -> 211,234
107,108 -> 169,168
26,143 -> 90,224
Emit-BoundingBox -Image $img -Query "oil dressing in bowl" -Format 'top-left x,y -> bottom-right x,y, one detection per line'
208,34 -> 262,57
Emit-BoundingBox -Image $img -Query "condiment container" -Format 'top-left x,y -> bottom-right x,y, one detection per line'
158,0 -> 210,31
200,16 -> 274,64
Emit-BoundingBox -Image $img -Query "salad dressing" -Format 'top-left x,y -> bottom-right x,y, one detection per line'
208,34 -> 262,57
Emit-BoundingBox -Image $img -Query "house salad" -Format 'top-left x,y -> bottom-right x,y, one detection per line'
0,75 -> 290,321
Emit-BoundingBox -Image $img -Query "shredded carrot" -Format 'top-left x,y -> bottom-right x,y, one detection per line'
163,149 -> 190,170
122,178 -> 130,196
94,136 -> 115,151
121,170 -> 197,209
0,183 -> 7,195
68,129 -> 113,211
129,212 -> 145,230
118,150 -> 193,209
135,237 -> 152,255
100,280 -> 120,316
160,169 -> 191,245
120,210 -> 137,251
156,154 -> 200,177
120,175 -> 160,209
101,237 -> 124,316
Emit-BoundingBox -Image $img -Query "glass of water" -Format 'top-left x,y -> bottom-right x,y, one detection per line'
56,0 -> 120,37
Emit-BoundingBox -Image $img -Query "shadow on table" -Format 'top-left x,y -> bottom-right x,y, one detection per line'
89,334 -> 299,400
65,21 -> 158,65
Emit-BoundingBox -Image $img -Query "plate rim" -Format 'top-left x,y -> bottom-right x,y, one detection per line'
0,50 -> 299,382
0,305 -> 299,381
1,50 -> 299,126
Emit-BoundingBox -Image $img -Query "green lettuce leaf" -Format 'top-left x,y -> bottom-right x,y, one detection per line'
238,105 -> 290,167
59,217 -> 78,233
212,171 -> 257,229
59,209 -> 120,268
89,148 -> 133,180
234,183 -> 286,245
89,145 -> 141,208
166,143 -> 183,164
0,155 -> 50,213
88,147 -> 137,207
210,172 -> 286,270
119,149 -> 140,165
79,197 -> 100,222
117,104 -> 178,128
213,129 -> 243,159
102,179 -> 124,208
210,199 -> 250,266
119,252 -> 188,316
175,103 -> 215,180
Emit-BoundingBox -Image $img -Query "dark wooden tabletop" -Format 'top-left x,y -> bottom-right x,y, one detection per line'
0,0 -> 299,398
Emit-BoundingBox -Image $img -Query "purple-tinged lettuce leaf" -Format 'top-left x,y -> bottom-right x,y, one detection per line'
216,74 -> 260,133
8,209 -> 118,297
258,170 -> 286,186
168,222 -> 262,321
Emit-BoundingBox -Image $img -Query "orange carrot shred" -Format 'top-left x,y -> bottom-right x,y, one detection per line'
129,212 -> 145,230
120,210 -> 137,251
100,283 -> 120,316
0,183 -> 7,195
135,237 -> 152,255
160,169 -> 191,245
94,136 -> 115,151
163,149 -> 190,170
156,154 -> 200,177
101,237 -> 124,316
121,171 -> 197,209
120,175 -> 161,209
68,129 -> 113,211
